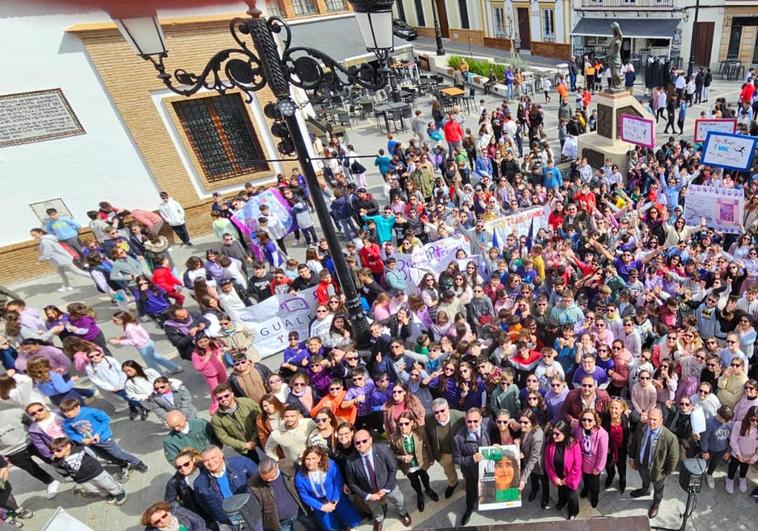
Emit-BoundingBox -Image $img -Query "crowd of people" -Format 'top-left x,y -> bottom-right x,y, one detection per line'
0,53 -> 757,531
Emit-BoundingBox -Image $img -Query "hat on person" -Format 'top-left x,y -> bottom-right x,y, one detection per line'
219,278 -> 234,287
357,187 -> 367,193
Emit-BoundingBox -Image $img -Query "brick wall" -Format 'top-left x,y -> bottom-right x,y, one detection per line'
0,15 -> 307,286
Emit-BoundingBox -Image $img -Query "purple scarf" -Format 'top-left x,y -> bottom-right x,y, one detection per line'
164,315 -> 194,336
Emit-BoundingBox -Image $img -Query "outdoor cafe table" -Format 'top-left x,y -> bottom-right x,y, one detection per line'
441,86 -> 465,97
374,102 -> 410,132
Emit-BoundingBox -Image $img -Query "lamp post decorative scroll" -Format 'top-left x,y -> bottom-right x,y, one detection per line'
113,0 -> 397,345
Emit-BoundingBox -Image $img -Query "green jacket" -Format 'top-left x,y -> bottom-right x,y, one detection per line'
162,417 -> 218,464
628,423 -> 679,483
424,408 -> 465,461
211,397 -> 261,453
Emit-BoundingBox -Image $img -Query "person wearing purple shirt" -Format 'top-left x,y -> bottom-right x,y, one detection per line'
343,371 -> 379,431
545,378 -> 570,423
368,373 -> 392,413
66,303 -> 112,356
572,354 -> 610,389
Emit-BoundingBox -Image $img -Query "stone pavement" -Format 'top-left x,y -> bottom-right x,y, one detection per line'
7,76 -> 755,530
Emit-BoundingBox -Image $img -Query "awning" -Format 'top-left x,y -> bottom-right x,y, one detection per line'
571,17 -> 680,39
287,14 -> 412,67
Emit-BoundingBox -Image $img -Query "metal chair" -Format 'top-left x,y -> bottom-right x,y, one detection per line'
337,110 -> 351,127
360,101 -> 374,120
388,109 -> 405,132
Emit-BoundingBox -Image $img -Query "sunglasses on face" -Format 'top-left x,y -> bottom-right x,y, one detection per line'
398,421 -> 412,426
216,393 -> 233,399
354,438 -> 369,445
175,461 -> 192,470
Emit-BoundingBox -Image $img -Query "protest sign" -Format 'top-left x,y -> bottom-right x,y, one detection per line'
683,185 -> 744,234
238,287 -> 318,357
620,114 -> 654,149
231,188 -> 293,241
393,236 -> 472,293
694,118 -> 737,143
484,207 -> 547,246
701,131 -> 756,171
478,445 -> 522,510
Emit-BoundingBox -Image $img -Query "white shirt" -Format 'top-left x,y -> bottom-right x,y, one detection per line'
158,198 -> 185,225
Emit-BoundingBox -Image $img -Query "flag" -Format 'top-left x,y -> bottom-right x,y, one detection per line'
525,218 -> 534,252
492,229 -> 500,250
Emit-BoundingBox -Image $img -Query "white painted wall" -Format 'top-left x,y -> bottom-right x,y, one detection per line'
678,6 -> 725,70
0,1 -> 260,247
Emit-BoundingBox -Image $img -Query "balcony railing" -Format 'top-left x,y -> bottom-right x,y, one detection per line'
580,0 -> 673,7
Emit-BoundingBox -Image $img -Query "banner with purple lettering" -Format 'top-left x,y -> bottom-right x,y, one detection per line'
238,287 -> 318,357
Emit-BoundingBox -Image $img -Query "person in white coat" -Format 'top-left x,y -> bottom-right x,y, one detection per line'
30,229 -> 90,292
158,192 -> 192,246
84,349 -> 142,419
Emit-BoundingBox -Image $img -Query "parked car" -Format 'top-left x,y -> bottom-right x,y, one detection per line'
393,19 -> 417,41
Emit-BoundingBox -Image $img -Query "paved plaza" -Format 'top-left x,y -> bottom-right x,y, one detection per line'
7,54 -> 758,530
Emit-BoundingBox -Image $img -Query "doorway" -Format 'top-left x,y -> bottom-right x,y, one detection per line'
517,8 -> 531,50
694,22 -> 714,66
435,0 -> 449,38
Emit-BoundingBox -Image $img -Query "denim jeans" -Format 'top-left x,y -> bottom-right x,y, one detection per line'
138,341 -> 179,373
270,509 -> 317,531
91,438 -> 141,467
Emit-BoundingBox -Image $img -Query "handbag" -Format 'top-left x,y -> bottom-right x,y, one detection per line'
351,160 -> 366,174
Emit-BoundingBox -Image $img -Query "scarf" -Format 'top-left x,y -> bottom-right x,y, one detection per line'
164,316 -> 193,336
582,429 -> 593,455
157,514 -> 181,531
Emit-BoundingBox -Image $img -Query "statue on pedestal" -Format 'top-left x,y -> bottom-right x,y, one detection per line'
608,22 -> 623,90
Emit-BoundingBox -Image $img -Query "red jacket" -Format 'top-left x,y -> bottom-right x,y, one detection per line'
359,244 -> 384,275
315,279 -> 339,305
152,266 -> 182,292
443,120 -> 464,143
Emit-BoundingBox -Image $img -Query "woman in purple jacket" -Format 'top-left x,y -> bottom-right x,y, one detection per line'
65,303 -> 111,356
545,420 -> 582,520
573,409 -> 609,508
15,339 -> 71,376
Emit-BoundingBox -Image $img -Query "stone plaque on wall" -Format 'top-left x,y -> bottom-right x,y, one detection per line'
596,104 -> 613,139
0,89 -> 85,148
583,148 -> 606,170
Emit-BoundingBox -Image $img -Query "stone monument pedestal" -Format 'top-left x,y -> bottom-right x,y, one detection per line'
577,89 -> 653,173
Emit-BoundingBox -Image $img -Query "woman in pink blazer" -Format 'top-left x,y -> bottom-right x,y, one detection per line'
545,420 -> 582,520
190,335 -> 228,414
573,409 -> 609,508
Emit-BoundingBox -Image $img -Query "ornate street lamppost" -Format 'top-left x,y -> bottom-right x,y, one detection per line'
113,0 -> 396,345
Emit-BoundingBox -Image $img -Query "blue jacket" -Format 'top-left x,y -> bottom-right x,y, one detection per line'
63,406 -> 113,443
474,156 -> 493,178
330,196 -> 352,220
194,456 -> 258,525
294,458 -> 345,510
131,286 -> 171,317
45,217 -> 81,241
543,166 -> 563,189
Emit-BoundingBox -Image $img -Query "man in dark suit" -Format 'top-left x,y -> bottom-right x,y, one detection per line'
453,407 -> 494,526
346,429 -> 412,531
425,397 -> 465,498
628,405 -> 679,519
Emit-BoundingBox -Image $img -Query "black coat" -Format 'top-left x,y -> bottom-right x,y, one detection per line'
163,313 -> 211,360
164,474 -> 218,529
452,418 -> 495,477
345,443 -> 398,499
601,412 -> 631,465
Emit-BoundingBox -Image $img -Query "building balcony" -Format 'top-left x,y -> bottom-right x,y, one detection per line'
579,0 -> 674,8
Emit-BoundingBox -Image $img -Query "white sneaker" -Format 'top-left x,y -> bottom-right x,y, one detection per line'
706,475 -> 714,489
46,480 -> 60,499
56,286 -> 69,293
65,286 -> 74,291
726,478 -> 734,494
739,478 -> 747,493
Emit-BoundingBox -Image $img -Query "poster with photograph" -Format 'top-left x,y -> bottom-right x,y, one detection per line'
683,184 -> 744,234
694,118 -> 737,143
478,445 -> 522,510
